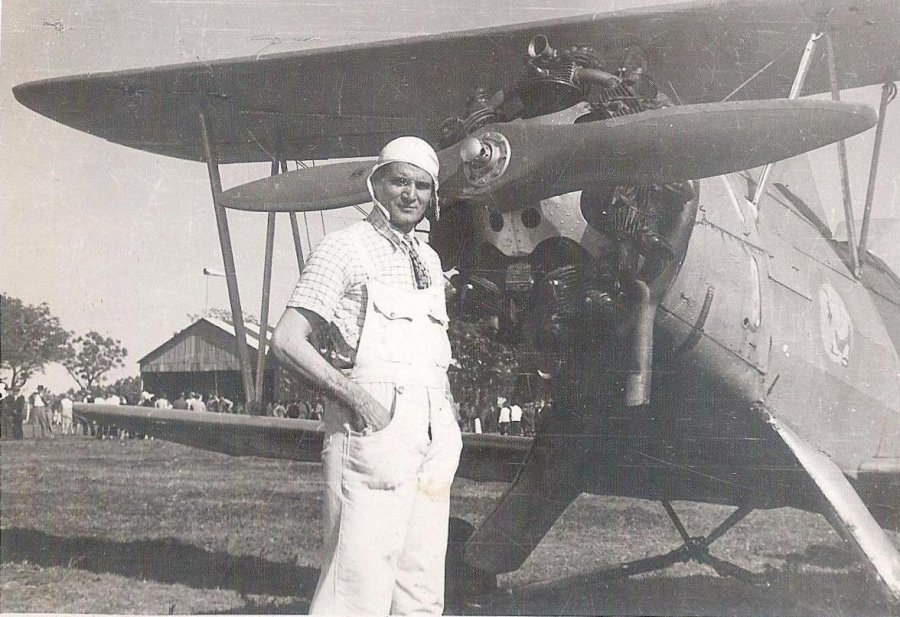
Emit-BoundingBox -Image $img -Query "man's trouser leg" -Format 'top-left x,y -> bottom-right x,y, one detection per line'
36,408 -> 52,437
392,391 -> 462,615
310,384 -> 428,615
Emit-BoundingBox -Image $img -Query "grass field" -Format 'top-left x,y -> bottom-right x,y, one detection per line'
2,437 -> 898,615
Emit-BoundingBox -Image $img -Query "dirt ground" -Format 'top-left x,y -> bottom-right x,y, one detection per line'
2,437 -> 898,615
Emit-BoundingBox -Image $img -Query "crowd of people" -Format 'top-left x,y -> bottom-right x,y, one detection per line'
0,383 -> 122,439
464,396 -> 550,436
136,390 -> 326,420
1,378 -> 545,441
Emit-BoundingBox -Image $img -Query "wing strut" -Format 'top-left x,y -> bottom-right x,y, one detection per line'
199,111 -> 256,406
858,80 -> 898,264
254,159 -> 281,403
752,29 -> 823,215
285,159 -> 307,272
825,30 -> 862,278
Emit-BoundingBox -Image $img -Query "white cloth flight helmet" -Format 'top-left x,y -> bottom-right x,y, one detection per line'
366,136 -> 441,220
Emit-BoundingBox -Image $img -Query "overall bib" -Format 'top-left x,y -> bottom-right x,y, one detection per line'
309,238 -> 462,616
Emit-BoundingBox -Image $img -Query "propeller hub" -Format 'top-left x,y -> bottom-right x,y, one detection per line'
459,131 -> 511,189
459,136 -> 487,165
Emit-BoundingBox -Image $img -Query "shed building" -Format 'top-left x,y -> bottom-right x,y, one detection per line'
138,317 -> 300,405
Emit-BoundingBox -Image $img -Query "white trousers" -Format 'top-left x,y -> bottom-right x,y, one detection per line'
309,382 -> 462,615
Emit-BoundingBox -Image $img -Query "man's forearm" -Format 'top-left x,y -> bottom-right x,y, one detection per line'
273,336 -> 370,415
271,309 -> 390,430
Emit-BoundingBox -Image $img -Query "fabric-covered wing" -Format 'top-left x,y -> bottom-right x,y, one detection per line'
74,404 -> 326,461
13,0 -> 899,163
74,404 -> 531,482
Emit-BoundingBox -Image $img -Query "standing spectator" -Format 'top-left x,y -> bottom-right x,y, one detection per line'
0,380 -> 8,438
51,397 -> 63,429
190,394 -> 207,413
207,394 -> 220,413
14,390 -> 27,440
272,401 -> 286,418
311,397 -> 324,421
31,386 -> 53,438
498,398 -> 511,436
521,401 -> 536,436
509,402 -> 523,436
172,393 -> 189,410
60,394 -> 74,435
154,393 -> 171,409
9,389 -> 26,440
106,392 -> 121,406
0,387 -> 13,439
219,396 -> 234,414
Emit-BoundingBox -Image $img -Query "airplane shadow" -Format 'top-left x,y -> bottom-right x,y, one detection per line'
0,527 -> 318,607
457,560 -> 897,616
3,528 -> 894,615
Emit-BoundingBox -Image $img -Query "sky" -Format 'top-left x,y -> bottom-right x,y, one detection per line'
0,0 -> 898,393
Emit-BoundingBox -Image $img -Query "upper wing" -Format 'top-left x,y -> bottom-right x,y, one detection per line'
74,403 -> 531,483
13,0 -> 899,163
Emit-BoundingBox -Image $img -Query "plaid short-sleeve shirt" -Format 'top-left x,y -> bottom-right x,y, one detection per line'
287,207 -> 444,365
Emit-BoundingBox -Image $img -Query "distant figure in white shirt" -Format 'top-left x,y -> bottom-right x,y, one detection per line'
509,403 -> 523,436
60,395 -> 74,435
31,386 -> 53,438
498,398 -> 511,435
190,394 -> 207,413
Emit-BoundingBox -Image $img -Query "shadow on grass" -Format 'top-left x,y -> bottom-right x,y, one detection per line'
458,561 -> 897,616
0,527 -> 319,603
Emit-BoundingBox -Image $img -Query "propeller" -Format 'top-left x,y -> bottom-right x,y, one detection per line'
220,99 -> 876,213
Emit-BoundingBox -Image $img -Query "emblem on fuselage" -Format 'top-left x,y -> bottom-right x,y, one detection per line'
818,282 -> 853,367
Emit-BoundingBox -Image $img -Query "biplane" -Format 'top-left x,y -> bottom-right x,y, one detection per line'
13,0 -> 900,605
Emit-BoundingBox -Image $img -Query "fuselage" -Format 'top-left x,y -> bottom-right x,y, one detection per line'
590,156 -> 900,522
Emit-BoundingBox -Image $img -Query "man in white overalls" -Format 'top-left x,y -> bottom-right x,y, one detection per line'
272,136 -> 462,615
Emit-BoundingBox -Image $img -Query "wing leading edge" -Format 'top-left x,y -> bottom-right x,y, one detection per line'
73,404 -> 531,483
13,0 -> 899,163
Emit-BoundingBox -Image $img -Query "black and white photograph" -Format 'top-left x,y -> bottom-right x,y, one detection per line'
1,1 -> 899,614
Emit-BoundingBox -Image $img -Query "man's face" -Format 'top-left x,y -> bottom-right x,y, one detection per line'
371,162 -> 434,233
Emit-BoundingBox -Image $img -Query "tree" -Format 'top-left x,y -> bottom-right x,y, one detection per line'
447,317 -> 519,428
0,293 -> 70,389
109,374 -> 142,402
62,331 -> 128,392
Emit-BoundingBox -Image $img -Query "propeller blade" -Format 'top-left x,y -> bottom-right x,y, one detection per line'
220,99 -> 875,213
220,159 -> 375,212
447,99 -> 876,209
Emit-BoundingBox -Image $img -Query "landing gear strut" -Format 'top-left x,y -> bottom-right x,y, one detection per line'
622,502 -> 756,580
